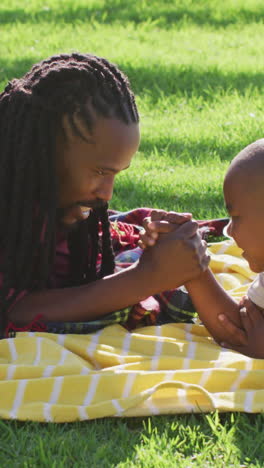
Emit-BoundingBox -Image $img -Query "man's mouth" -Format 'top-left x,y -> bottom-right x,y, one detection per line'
57,200 -> 107,227
63,206 -> 92,225
79,206 -> 92,218
58,200 -> 105,216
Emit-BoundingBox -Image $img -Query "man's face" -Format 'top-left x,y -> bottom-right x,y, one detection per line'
224,168 -> 264,273
56,116 -> 140,228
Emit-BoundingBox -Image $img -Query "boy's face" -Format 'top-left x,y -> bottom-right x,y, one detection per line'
56,116 -> 140,227
224,168 -> 264,273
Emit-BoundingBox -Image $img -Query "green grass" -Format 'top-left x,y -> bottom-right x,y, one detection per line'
1,0 -> 264,466
1,414 -> 264,467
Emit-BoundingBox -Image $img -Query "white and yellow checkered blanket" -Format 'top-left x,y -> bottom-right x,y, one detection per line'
0,239 -> 263,422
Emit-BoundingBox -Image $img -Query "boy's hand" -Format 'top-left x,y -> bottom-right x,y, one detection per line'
138,210 -> 192,249
218,297 -> 264,359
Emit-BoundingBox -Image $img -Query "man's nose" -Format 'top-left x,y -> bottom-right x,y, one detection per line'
94,176 -> 114,202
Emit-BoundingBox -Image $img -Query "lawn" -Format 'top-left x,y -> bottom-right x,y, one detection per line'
0,0 -> 264,466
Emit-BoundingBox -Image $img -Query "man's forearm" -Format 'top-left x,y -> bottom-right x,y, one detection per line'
8,263 -> 154,325
185,269 -> 243,342
8,223 -> 213,326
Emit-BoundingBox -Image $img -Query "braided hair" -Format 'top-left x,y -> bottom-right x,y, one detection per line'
0,52 -> 139,331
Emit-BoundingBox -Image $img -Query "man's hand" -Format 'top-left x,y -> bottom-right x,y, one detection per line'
218,297 -> 264,359
138,209 -> 192,249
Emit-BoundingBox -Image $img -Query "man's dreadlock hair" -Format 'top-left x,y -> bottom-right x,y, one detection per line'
0,52 -> 139,332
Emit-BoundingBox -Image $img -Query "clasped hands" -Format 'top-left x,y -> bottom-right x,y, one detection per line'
138,210 -> 264,359
139,209 -> 199,249
137,209 -> 210,292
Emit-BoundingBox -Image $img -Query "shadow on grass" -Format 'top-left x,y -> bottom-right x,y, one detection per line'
112,175 -> 225,217
1,1 -> 264,28
0,419 -> 143,466
0,58 -> 39,85
1,57 -> 264,103
140,124 -> 264,163
121,63 -> 264,101
139,137 -> 248,163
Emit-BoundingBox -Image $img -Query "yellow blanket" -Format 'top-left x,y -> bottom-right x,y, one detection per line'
1,239 -> 263,422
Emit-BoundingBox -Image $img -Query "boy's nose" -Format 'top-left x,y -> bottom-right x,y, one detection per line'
95,176 -> 114,202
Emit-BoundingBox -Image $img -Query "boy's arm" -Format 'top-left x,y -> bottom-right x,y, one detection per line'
185,269 -> 247,345
139,213 -> 246,345
185,270 -> 264,358
218,297 -> 264,358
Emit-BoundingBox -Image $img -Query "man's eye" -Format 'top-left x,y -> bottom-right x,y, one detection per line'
96,169 -> 105,176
